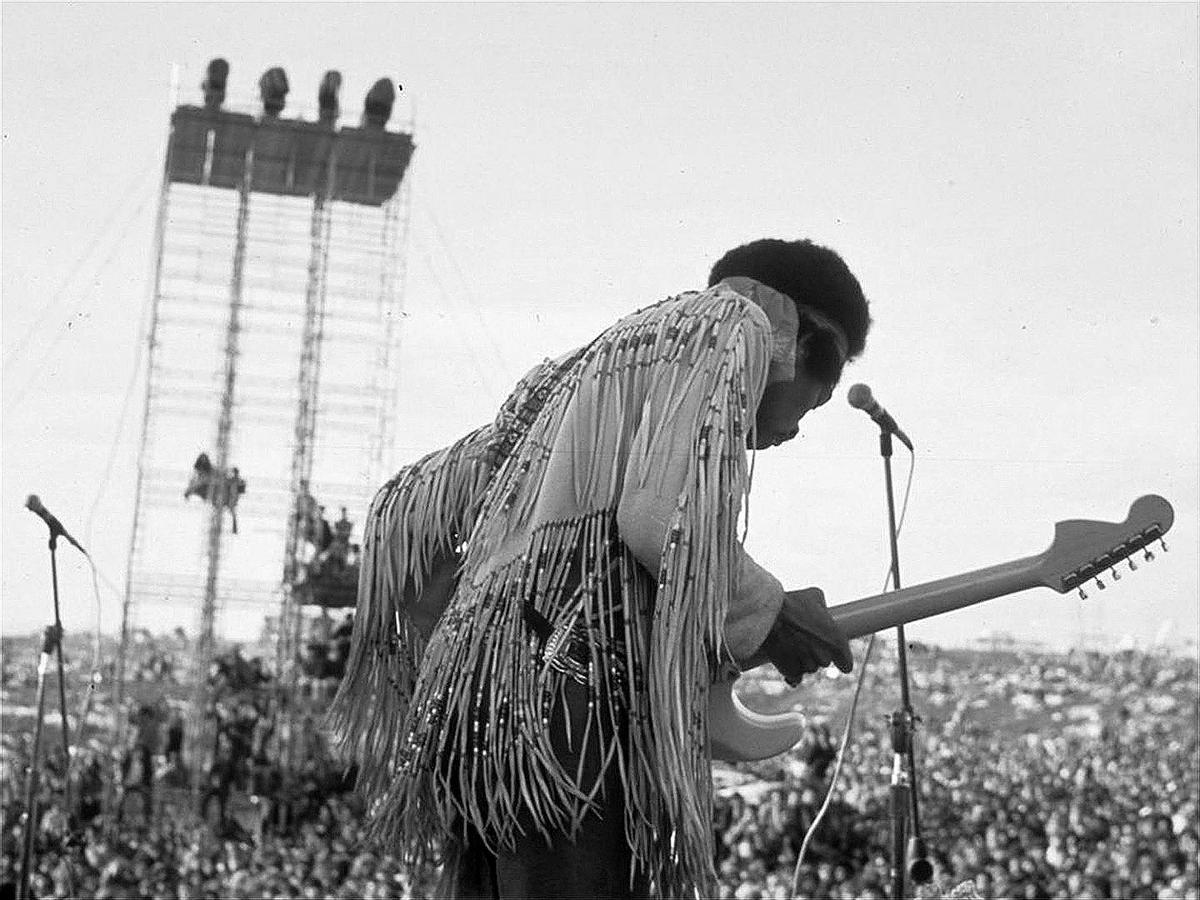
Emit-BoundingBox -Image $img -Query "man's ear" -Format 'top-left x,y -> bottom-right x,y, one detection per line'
795,328 -> 847,385
792,330 -> 816,379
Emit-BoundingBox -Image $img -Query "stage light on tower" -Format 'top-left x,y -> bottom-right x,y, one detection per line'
202,58 -> 229,111
318,70 -> 342,127
258,67 -> 289,118
361,78 -> 395,129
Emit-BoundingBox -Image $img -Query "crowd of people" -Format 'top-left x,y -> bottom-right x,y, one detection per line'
295,494 -> 360,587
3,775 -> 438,900
708,645 -> 1198,900
297,615 -> 354,700
2,640 -> 1195,898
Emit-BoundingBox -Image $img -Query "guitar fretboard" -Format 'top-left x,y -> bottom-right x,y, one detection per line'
829,554 -> 1045,639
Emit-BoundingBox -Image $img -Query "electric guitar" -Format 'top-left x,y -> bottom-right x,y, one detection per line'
708,494 -> 1176,762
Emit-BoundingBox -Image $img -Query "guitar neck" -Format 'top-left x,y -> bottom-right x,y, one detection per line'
830,552 -> 1048,640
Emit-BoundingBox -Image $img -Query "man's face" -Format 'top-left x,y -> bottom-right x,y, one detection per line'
750,369 -> 833,450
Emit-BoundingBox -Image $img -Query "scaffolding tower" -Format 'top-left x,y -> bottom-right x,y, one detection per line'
112,70 -> 413,773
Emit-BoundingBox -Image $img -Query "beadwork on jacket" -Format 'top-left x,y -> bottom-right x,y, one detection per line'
329,284 -> 780,898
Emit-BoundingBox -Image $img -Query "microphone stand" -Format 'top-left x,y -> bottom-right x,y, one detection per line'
43,528 -> 77,816
876,429 -> 932,899
18,519 -> 78,898
17,624 -> 62,900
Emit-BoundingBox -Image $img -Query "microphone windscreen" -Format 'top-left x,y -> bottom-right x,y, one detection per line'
847,383 -> 873,410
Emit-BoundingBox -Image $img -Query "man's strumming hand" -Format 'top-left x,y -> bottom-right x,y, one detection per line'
760,587 -> 853,687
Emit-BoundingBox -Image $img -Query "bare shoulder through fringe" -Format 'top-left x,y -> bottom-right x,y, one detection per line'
332,288 -> 772,898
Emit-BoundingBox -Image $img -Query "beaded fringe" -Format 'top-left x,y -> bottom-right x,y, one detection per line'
327,425 -> 494,801
330,290 -> 770,898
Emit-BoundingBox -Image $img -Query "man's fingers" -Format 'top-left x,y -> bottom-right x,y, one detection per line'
766,589 -> 854,683
833,644 -> 854,674
805,598 -> 852,673
810,645 -> 832,671
803,629 -> 853,675
816,632 -> 852,674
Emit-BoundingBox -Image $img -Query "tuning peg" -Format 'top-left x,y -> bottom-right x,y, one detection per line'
1128,557 -> 1138,572
1144,548 -> 1155,562
1095,575 -> 1106,590
1111,566 -> 1121,581
1160,538 -> 1169,553
1078,586 -> 1088,600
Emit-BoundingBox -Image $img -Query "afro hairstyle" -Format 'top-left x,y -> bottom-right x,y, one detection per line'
708,238 -> 871,384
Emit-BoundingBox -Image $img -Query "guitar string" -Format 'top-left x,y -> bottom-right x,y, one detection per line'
792,446 -> 917,898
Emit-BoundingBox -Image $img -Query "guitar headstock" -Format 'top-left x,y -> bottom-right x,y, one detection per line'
1035,495 -> 1175,597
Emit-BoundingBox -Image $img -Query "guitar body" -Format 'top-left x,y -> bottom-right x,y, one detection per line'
708,678 -> 805,762
707,495 -> 1174,762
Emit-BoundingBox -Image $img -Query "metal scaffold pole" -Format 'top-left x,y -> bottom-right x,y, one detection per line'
188,145 -> 254,782
277,156 -> 336,770
108,110 -> 177,816
111,180 -> 171,736
371,179 -> 409,482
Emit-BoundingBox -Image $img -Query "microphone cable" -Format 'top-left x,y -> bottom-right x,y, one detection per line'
792,446 -> 917,897
75,553 -> 106,755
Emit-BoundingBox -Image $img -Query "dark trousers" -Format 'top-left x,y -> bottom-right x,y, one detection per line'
434,680 -> 650,900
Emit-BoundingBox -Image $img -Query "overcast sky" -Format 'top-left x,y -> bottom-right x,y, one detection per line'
2,2 -> 1197,653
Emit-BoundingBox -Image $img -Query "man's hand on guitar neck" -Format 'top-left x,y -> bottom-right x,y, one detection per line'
756,587 -> 854,687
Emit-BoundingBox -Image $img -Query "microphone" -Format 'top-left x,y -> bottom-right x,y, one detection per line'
25,495 -> 88,554
847,383 -> 914,450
